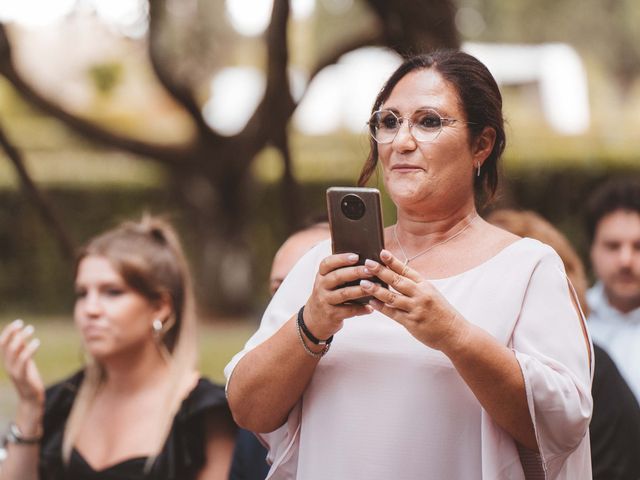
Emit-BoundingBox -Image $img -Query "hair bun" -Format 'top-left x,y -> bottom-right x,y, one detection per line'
149,225 -> 167,244
137,214 -> 169,244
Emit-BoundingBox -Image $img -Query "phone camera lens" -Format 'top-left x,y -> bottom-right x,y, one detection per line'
341,194 -> 366,220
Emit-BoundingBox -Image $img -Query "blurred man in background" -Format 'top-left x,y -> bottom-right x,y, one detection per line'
268,222 -> 331,297
586,178 -> 640,403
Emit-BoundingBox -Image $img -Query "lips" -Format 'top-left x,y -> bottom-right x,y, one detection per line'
613,275 -> 639,286
80,319 -> 110,340
82,326 -> 106,340
391,163 -> 423,172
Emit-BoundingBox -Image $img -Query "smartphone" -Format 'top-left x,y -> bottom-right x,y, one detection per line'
326,187 -> 387,304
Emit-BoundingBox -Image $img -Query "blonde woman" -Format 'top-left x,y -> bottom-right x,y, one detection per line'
0,217 -> 235,480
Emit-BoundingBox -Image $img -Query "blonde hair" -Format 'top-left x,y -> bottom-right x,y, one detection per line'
62,215 -> 198,466
486,209 -> 589,315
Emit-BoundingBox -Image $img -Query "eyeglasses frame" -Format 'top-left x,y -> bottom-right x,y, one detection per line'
367,108 -> 470,144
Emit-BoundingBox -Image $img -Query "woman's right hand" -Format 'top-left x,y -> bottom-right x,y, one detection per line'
0,319 -> 45,412
303,253 -> 372,340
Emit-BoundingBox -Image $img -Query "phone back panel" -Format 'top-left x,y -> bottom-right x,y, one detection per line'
326,187 -> 385,265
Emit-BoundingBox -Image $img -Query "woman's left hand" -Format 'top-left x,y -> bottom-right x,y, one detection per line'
361,249 -> 471,352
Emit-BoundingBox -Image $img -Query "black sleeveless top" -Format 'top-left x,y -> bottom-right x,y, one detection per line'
39,371 -> 231,480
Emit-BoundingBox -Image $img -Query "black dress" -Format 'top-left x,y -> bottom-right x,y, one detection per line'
38,371 -> 232,480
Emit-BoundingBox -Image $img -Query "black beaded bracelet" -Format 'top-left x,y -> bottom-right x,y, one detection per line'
297,306 -> 333,346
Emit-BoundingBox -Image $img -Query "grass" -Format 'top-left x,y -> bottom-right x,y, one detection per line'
0,317 -> 258,424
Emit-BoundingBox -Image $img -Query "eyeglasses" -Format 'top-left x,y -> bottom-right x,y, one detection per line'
367,108 -> 465,144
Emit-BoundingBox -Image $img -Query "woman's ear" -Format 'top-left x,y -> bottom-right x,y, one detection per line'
473,127 -> 496,167
154,293 -> 173,324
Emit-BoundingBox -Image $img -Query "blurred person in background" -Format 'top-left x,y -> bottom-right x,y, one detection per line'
586,178 -> 640,404
0,216 -> 235,480
268,222 -> 331,298
225,50 -> 592,479
488,208 -> 640,480
230,220 -> 329,480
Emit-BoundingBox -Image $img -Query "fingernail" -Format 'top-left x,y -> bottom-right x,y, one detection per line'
363,267 -> 371,275
12,319 -> 24,328
22,325 -> 35,337
348,254 -> 359,262
360,279 -> 373,289
380,250 -> 392,261
29,338 -> 41,349
364,259 -> 377,268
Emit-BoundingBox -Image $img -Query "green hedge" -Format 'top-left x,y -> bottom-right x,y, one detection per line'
2,163 -> 639,316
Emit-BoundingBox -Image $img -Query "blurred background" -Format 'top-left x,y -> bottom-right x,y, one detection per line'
1,0 -> 639,418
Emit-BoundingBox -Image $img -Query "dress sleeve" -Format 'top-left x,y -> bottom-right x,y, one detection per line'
156,378 -> 232,479
223,240 -> 327,382
512,248 -> 593,477
223,240 -> 327,477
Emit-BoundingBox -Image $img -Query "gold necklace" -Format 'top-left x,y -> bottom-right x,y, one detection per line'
393,214 -> 479,266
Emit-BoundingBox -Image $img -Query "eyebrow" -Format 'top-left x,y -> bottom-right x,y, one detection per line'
75,279 -> 127,288
379,106 -> 445,115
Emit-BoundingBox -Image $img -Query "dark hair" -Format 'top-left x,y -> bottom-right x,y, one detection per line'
585,178 -> 640,243
357,49 -> 505,204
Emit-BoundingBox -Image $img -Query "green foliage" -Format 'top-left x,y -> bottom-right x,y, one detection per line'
88,62 -> 124,96
0,187 -> 181,314
461,0 -> 640,89
495,164 -> 640,282
2,162 -> 640,317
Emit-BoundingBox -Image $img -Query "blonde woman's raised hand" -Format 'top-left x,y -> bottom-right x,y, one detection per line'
0,319 -> 45,409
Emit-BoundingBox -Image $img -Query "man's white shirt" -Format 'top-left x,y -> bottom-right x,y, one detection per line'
587,282 -> 640,403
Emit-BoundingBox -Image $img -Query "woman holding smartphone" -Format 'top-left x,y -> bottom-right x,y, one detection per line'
225,50 -> 592,479
0,216 -> 235,480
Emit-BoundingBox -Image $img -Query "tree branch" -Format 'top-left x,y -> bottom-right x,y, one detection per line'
0,23 -> 191,168
273,126 -> 301,232
237,0 -> 294,169
263,0 -> 293,106
0,121 -> 75,259
365,0 -> 459,54
148,0 -> 217,138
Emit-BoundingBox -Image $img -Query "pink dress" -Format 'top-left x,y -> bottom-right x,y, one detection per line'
225,238 -> 593,479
